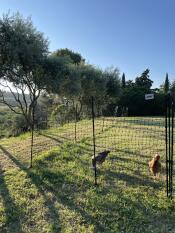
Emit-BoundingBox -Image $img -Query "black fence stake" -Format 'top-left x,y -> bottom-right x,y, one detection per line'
102,117 -> 105,132
165,92 -> 174,199
75,104 -> 77,142
168,93 -> 171,197
170,100 -> 174,199
30,104 -> 35,168
91,96 -> 97,186
165,94 -> 169,197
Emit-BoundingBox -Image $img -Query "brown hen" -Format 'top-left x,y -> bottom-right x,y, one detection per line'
148,154 -> 161,176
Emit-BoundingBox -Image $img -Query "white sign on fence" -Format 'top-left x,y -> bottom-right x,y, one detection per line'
145,94 -> 154,100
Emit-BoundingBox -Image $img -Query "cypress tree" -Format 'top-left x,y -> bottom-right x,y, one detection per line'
122,73 -> 126,88
164,73 -> 170,94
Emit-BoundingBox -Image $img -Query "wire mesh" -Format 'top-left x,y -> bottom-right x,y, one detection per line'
31,96 -> 168,189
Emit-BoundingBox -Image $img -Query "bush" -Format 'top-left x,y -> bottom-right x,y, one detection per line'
50,104 -> 75,125
9,115 -> 29,137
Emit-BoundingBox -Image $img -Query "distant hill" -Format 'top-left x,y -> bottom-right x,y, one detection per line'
0,91 -> 31,106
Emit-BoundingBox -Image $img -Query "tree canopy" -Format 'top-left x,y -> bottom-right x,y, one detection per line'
135,69 -> 153,90
0,13 -> 49,128
51,48 -> 85,65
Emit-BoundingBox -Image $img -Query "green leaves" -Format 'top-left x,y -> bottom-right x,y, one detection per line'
0,13 -> 48,76
51,48 -> 85,65
135,69 -> 153,90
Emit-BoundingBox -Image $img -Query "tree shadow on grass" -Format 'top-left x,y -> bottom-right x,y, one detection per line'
0,145 -> 62,232
104,169 -> 161,190
39,133 -> 64,144
97,188 -> 172,233
0,165 -> 22,233
40,132 -> 93,155
0,144 -> 169,233
0,145 -> 107,232
109,152 -> 148,166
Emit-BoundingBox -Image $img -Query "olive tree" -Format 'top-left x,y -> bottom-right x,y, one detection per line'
0,13 -> 49,130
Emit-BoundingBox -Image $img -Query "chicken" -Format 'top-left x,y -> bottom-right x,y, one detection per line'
92,150 -> 110,167
148,154 -> 161,176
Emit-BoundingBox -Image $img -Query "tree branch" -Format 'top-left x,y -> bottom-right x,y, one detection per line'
0,90 -> 22,115
0,81 -> 28,119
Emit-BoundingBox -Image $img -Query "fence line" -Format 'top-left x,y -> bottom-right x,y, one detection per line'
27,96 -> 173,193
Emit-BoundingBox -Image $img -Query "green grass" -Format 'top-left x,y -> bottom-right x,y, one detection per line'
0,117 -> 175,232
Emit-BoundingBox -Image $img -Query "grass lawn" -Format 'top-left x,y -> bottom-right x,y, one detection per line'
0,117 -> 175,232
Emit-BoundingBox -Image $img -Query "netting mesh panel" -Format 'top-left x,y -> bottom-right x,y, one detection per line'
88,117 -> 165,189
94,117 -> 165,156
37,107 -> 165,161
35,98 -> 166,186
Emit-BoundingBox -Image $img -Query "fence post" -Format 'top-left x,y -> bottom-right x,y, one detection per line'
91,96 -> 97,185
30,104 -> 35,168
102,117 -> 105,132
165,92 -> 174,199
170,100 -> 174,199
165,93 -> 169,197
74,104 -> 77,142
167,92 -> 171,198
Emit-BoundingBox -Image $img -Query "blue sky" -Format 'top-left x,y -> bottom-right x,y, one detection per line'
0,0 -> 175,87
